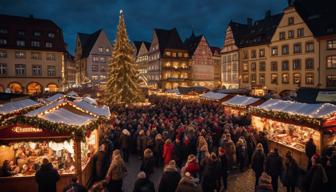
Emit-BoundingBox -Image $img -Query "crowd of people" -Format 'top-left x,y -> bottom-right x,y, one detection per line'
27,96 -> 336,192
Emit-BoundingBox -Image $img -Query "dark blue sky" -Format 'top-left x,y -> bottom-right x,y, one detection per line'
0,0 -> 287,53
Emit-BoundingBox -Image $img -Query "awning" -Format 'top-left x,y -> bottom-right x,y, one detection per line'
46,93 -> 65,102
0,99 -> 39,115
223,95 -> 260,107
41,108 -> 94,126
200,92 -> 228,101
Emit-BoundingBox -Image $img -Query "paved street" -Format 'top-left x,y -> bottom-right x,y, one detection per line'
122,155 -> 288,192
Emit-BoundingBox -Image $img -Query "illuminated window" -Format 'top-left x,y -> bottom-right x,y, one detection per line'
48,32 -> 55,38
271,74 -> 278,84
0,39 -> 7,45
327,40 -> 336,49
243,63 -> 248,72
242,74 -> 249,83
271,47 -> 278,56
98,47 -> 103,52
259,49 -> 265,57
282,73 -> 289,84
47,53 -> 56,60
293,73 -> 301,84
327,56 -> 336,68
259,74 -> 265,85
31,52 -> 41,60
327,75 -> 336,87
282,45 -> 289,55
92,65 -> 98,72
305,73 -> 314,84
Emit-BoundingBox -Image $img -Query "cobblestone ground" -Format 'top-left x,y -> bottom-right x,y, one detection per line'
122,155 -> 289,192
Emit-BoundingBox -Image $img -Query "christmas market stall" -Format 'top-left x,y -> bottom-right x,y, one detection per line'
250,99 -> 336,169
222,95 -> 262,116
200,91 -> 230,102
0,98 -> 110,192
0,99 -> 41,122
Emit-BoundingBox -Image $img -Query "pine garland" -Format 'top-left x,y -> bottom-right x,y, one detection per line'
104,10 -> 145,105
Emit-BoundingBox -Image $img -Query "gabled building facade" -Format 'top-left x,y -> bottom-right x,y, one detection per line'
211,46 -> 222,88
184,32 -> 215,88
147,28 -> 190,89
74,29 -> 112,86
221,22 -> 248,89
134,41 -> 151,87
64,50 -> 76,89
0,14 -> 66,94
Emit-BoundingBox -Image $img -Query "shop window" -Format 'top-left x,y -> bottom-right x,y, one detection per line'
8,82 -> 23,93
27,82 -> 42,95
305,58 -> 314,70
282,73 -> 289,84
271,74 -> 278,84
327,55 -> 336,68
293,73 -> 301,84
47,83 -> 58,92
327,39 -> 336,49
293,59 -> 301,70
305,73 -> 314,84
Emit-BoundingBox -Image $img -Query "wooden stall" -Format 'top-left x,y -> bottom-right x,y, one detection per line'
251,99 -> 336,169
199,91 -> 231,103
222,95 -> 263,116
0,97 -> 110,192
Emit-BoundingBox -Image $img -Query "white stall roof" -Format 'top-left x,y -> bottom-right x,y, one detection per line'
0,99 -> 39,115
200,92 -> 228,100
46,93 -> 64,102
67,91 -> 78,97
223,95 -> 260,107
26,99 -> 65,117
41,108 -> 93,126
83,96 -> 97,105
256,99 -> 336,118
73,100 -> 110,117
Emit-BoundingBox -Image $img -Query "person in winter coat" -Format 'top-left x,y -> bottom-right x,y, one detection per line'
182,154 -> 200,178
120,129 -> 131,162
133,171 -> 155,192
325,152 -> 336,192
137,130 -> 148,160
92,143 -> 109,182
282,151 -> 299,192
63,177 -> 87,192
158,160 -> 181,192
218,147 -> 228,191
140,148 -> 155,178
35,158 -> 60,192
305,138 -> 316,170
236,137 -> 248,171
175,172 -> 202,192
256,172 -> 273,192
201,152 -> 221,192
265,148 -> 283,192
173,138 -> 185,168
303,154 -> 328,192
163,139 -> 174,165
106,152 -> 127,192
252,143 -> 266,187
154,134 -> 164,166
223,134 -> 236,170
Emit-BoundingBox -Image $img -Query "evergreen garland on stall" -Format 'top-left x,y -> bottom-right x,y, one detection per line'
104,10 -> 145,105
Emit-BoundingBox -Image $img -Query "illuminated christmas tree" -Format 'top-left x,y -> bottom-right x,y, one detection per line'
105,10 -> 144,105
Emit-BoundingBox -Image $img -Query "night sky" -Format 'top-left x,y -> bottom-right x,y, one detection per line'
0,0 -> 287,53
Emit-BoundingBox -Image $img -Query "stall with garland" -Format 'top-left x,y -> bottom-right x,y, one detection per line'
0,99 -> 41,122
0,98 -> 110,192
222,95 -> 262,116
251,99 -> 336,169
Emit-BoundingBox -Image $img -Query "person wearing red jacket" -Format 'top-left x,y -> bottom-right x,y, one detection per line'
182,154 -> 200,178
163,139 -> 174,165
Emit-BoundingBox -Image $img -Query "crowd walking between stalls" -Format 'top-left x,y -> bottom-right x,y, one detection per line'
59,96 -> 335,192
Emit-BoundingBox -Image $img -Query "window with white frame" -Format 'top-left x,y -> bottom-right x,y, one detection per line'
31,52 -> 41,60
47,53 -> 56,61
15,64 -> 26,75
0,50 -> 7,58
31,41 -> 40,47
47,65 -> 56,76
45,42 -> 53,48
0,63 -> 7,75
15,51 -> 25,58
16,40 -> 25,47
32,65 -> 42,76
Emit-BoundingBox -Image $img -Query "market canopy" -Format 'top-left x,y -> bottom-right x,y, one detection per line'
0,99 -> 39,115
73,100 -> 110,117
255,99 -> 336,119
42,108 -> 94,126
222,95 -> 260,107
200,92 -> 228,101
46,93 -> 65,102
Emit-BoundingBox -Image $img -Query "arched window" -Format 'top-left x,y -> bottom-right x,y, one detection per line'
47,83 -> 58,92
8,82 -> 23,93
27,82 -> 43,95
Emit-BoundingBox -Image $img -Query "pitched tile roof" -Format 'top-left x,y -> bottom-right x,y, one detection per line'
77,29 -> 102,58
133,41 -> 151,55
154,28 -> 187,52
210,46 -> 221,55
228,21 -> 249,47
184,31 -> 203,56
0,14 -> 66,52
294,0 -> 336,37
238,13 -> 283,47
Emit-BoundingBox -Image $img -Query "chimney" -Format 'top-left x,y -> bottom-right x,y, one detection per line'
265,10 -> 271,18
247,18 -> 253,26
